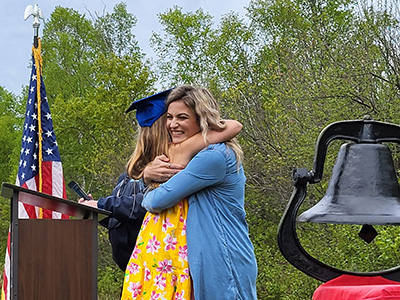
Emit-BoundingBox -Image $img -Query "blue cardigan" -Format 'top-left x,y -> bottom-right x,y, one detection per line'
143,143 -> 258,300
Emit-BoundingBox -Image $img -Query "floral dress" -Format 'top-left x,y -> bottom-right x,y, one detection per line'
121,199 -> 191,300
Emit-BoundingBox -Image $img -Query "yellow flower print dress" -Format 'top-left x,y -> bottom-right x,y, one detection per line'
121,199 -> 191,300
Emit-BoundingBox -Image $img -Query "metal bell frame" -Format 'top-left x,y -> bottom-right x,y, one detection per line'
277,118 -> 400,282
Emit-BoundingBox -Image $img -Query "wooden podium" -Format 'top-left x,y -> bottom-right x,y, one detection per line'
1,182 -> 111,300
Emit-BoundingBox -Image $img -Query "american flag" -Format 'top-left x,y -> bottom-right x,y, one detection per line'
1,41 -> 69,300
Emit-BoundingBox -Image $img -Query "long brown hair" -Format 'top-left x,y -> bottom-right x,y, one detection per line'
126,114 -> 170,179
166,85 -> 243,163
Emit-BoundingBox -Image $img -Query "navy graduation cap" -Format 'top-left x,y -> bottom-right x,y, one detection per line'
126,89 -> 172,127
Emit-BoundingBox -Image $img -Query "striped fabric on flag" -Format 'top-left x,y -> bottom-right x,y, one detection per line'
1,39 -> 69,300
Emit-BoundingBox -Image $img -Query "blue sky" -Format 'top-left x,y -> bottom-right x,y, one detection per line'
1,0 -> 249,96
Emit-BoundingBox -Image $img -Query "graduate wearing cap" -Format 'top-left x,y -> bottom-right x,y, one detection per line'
124,89 -> 185,187
79,89 -> 182,272
122,89 -> 193,299
120,86 -> 245,300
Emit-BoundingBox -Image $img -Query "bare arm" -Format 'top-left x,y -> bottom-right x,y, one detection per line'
168,120 -> 242,165
143,120 -> 242,183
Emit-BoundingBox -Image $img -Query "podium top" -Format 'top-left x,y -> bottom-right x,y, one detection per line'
1,182 -> 111,220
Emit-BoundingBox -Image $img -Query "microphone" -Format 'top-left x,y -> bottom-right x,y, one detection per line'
68,180 -> 91,200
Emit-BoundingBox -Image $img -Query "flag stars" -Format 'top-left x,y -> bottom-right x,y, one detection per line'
17,57 -> 63,189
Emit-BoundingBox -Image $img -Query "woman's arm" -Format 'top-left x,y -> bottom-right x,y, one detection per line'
208,120 -> 242,144
169,120 -> 242,165
143,146 -> 227,213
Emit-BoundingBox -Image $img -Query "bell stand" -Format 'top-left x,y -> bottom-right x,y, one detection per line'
277,118 -> 400,282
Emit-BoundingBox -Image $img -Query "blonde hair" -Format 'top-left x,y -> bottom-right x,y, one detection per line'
126,114 -> 170,179
166,85 -> 243,163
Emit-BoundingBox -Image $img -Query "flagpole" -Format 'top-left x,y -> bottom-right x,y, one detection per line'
24,4 -> 45,201
33,21 -> 39,48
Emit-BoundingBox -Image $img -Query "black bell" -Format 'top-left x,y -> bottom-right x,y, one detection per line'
277,119 -> 400,282
298,142 -> 400,225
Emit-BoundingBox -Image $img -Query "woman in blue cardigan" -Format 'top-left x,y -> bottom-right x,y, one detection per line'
143,85 -> 258,300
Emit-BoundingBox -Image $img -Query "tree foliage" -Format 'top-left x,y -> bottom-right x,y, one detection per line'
41,4 -> 155,192
150,6 -> 216,85
0,87 -> 24,268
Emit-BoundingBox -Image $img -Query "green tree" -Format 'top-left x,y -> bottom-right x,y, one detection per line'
151,6 -> 216,85
0,87 -> 24,184
42,3 -> 155,195
0,87 -> 24,285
